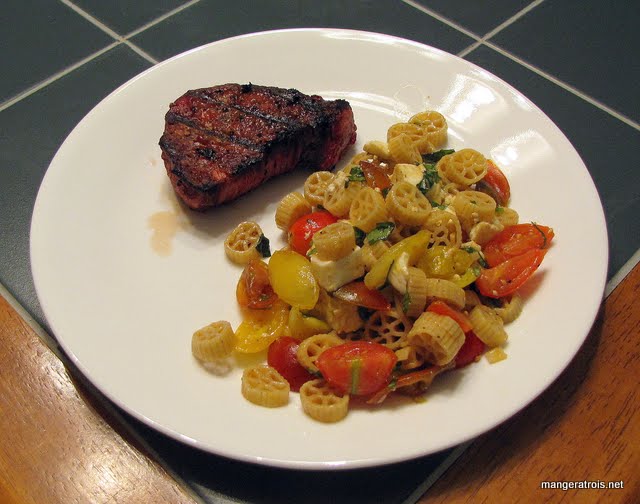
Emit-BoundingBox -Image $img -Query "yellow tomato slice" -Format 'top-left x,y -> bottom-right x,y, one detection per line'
268,250 -> 319,310
234,301 -> 289,353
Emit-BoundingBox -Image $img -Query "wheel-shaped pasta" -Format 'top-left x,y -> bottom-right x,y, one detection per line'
407,312 -> 465,366
349,187 -> 388,233
191,320 -> 235,362
241,365 -> 290,407
404,267 -> 428,318
386,181 -> 431,226
387,122 -> 432,155
424,278 -> 466,309
363,306 -> 411,350
451,190 -> 497,232
423,208 -> 462,248
296,332 -> 344,373
469,305 -> 508,347
437,149 -> 488,186
224,221 -> 263,265
493,293 -> 524,324
323,172 -> 364,218
275,192 -> 312,231
409,111 -> 448,150
299,379 -> 349,423
388,133 -> 422,164
304,171 -> 335,206
312,221 -> 355,261
361,240 -> 390,271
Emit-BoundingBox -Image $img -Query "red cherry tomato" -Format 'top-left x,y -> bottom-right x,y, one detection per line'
316,341 -> 397,396
288,211 -> 338,255
236,259 -> 277,309
267,337 -> 315,392
483,223 -> 555,267
427,300 -> 473,333
367,364 -> 450,404
454,331 -> 486,368
476,248 -> 548,298
477,160 -> 511,206
332,281 -> 392,311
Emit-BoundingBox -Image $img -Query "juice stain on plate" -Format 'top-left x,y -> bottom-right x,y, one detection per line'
148,210 -> 182,256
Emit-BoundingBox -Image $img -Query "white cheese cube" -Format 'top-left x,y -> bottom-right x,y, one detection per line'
310,247 -> 365,292
391,163 -> 424,186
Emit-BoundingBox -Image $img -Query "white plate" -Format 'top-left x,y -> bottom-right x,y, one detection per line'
30,29 -> 608,470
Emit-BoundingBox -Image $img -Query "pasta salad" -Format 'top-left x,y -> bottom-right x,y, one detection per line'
192,110 -> 554,423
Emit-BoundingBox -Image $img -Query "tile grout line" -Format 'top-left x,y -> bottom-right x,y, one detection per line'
405,0 -> 640,133
123,0 -> 202,40
0,42 -> 120,113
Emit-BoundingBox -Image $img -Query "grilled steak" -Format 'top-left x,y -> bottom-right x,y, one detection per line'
159,83 -> 357,210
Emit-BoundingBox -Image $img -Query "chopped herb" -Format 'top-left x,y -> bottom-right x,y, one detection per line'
495,206 -> 505,215
256,234 -> 271,258
472,265 -> 482,277
306,244 -> 317,257
422,148 -> 455,164
387,376 -> 398,391
531,221 -> 547,248
416,163 -> 440,194
401,291 -> 412,313
430,200 -> 446,210
381,187 -> 390,198
366,221 -> 395,244
353,226 -> 366,247
345,165 -> 366,187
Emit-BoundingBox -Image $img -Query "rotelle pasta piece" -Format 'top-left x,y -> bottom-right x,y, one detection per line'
363,306 -> 412,351
385,181 -> 432,226
299,379 -> 349,423
349,187 -> 388,233
436,148 -> 488,186
304,171 -> 335,206
224,221 -> 264,265
405,267 -> 428,318
191,320 -> 235,362
323,171 -> 364,217
408,111 -> 448,150
388,133 -> 422,164
423,208 -> 462,248
387,122 -> 432,155
296,332 -> 344,373
469,305 -> 508,347
451,190 -> 497,232
407,311 -> 465,366
494,293 -> 524,323
312,221 -> 356,261
424,278 -> 466,310
241,365 -> 290,407
275,191 -> 312,231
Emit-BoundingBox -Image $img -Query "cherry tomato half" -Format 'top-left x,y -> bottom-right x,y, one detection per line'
476,248 -> 548,298
427,300 -> 473,333
454,331 -> 486,368
367,364 -> 450,404
483,223 -> 555,268
236,259 -> 277,309
316,341 -> 397,396
288,211 -> 338,255
359,160 -> 391,191
477,160 -> 510,206
267,337 -> 315,392
332,281 -> 392,311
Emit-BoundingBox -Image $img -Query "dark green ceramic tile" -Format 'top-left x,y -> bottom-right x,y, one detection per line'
414,0 -> 532,35
72,0 -> 191,35
0,0 -> 115,103
131,0 -> 474,61
490,0 -> 640,123
0,45 -> 151,328
465,45 -> 640,278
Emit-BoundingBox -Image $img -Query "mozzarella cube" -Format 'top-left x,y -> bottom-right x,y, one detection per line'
310,247 -> 365,292
391,163 -> 424,186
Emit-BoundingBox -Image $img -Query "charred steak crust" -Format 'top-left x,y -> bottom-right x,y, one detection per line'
159,83 -> 357,210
